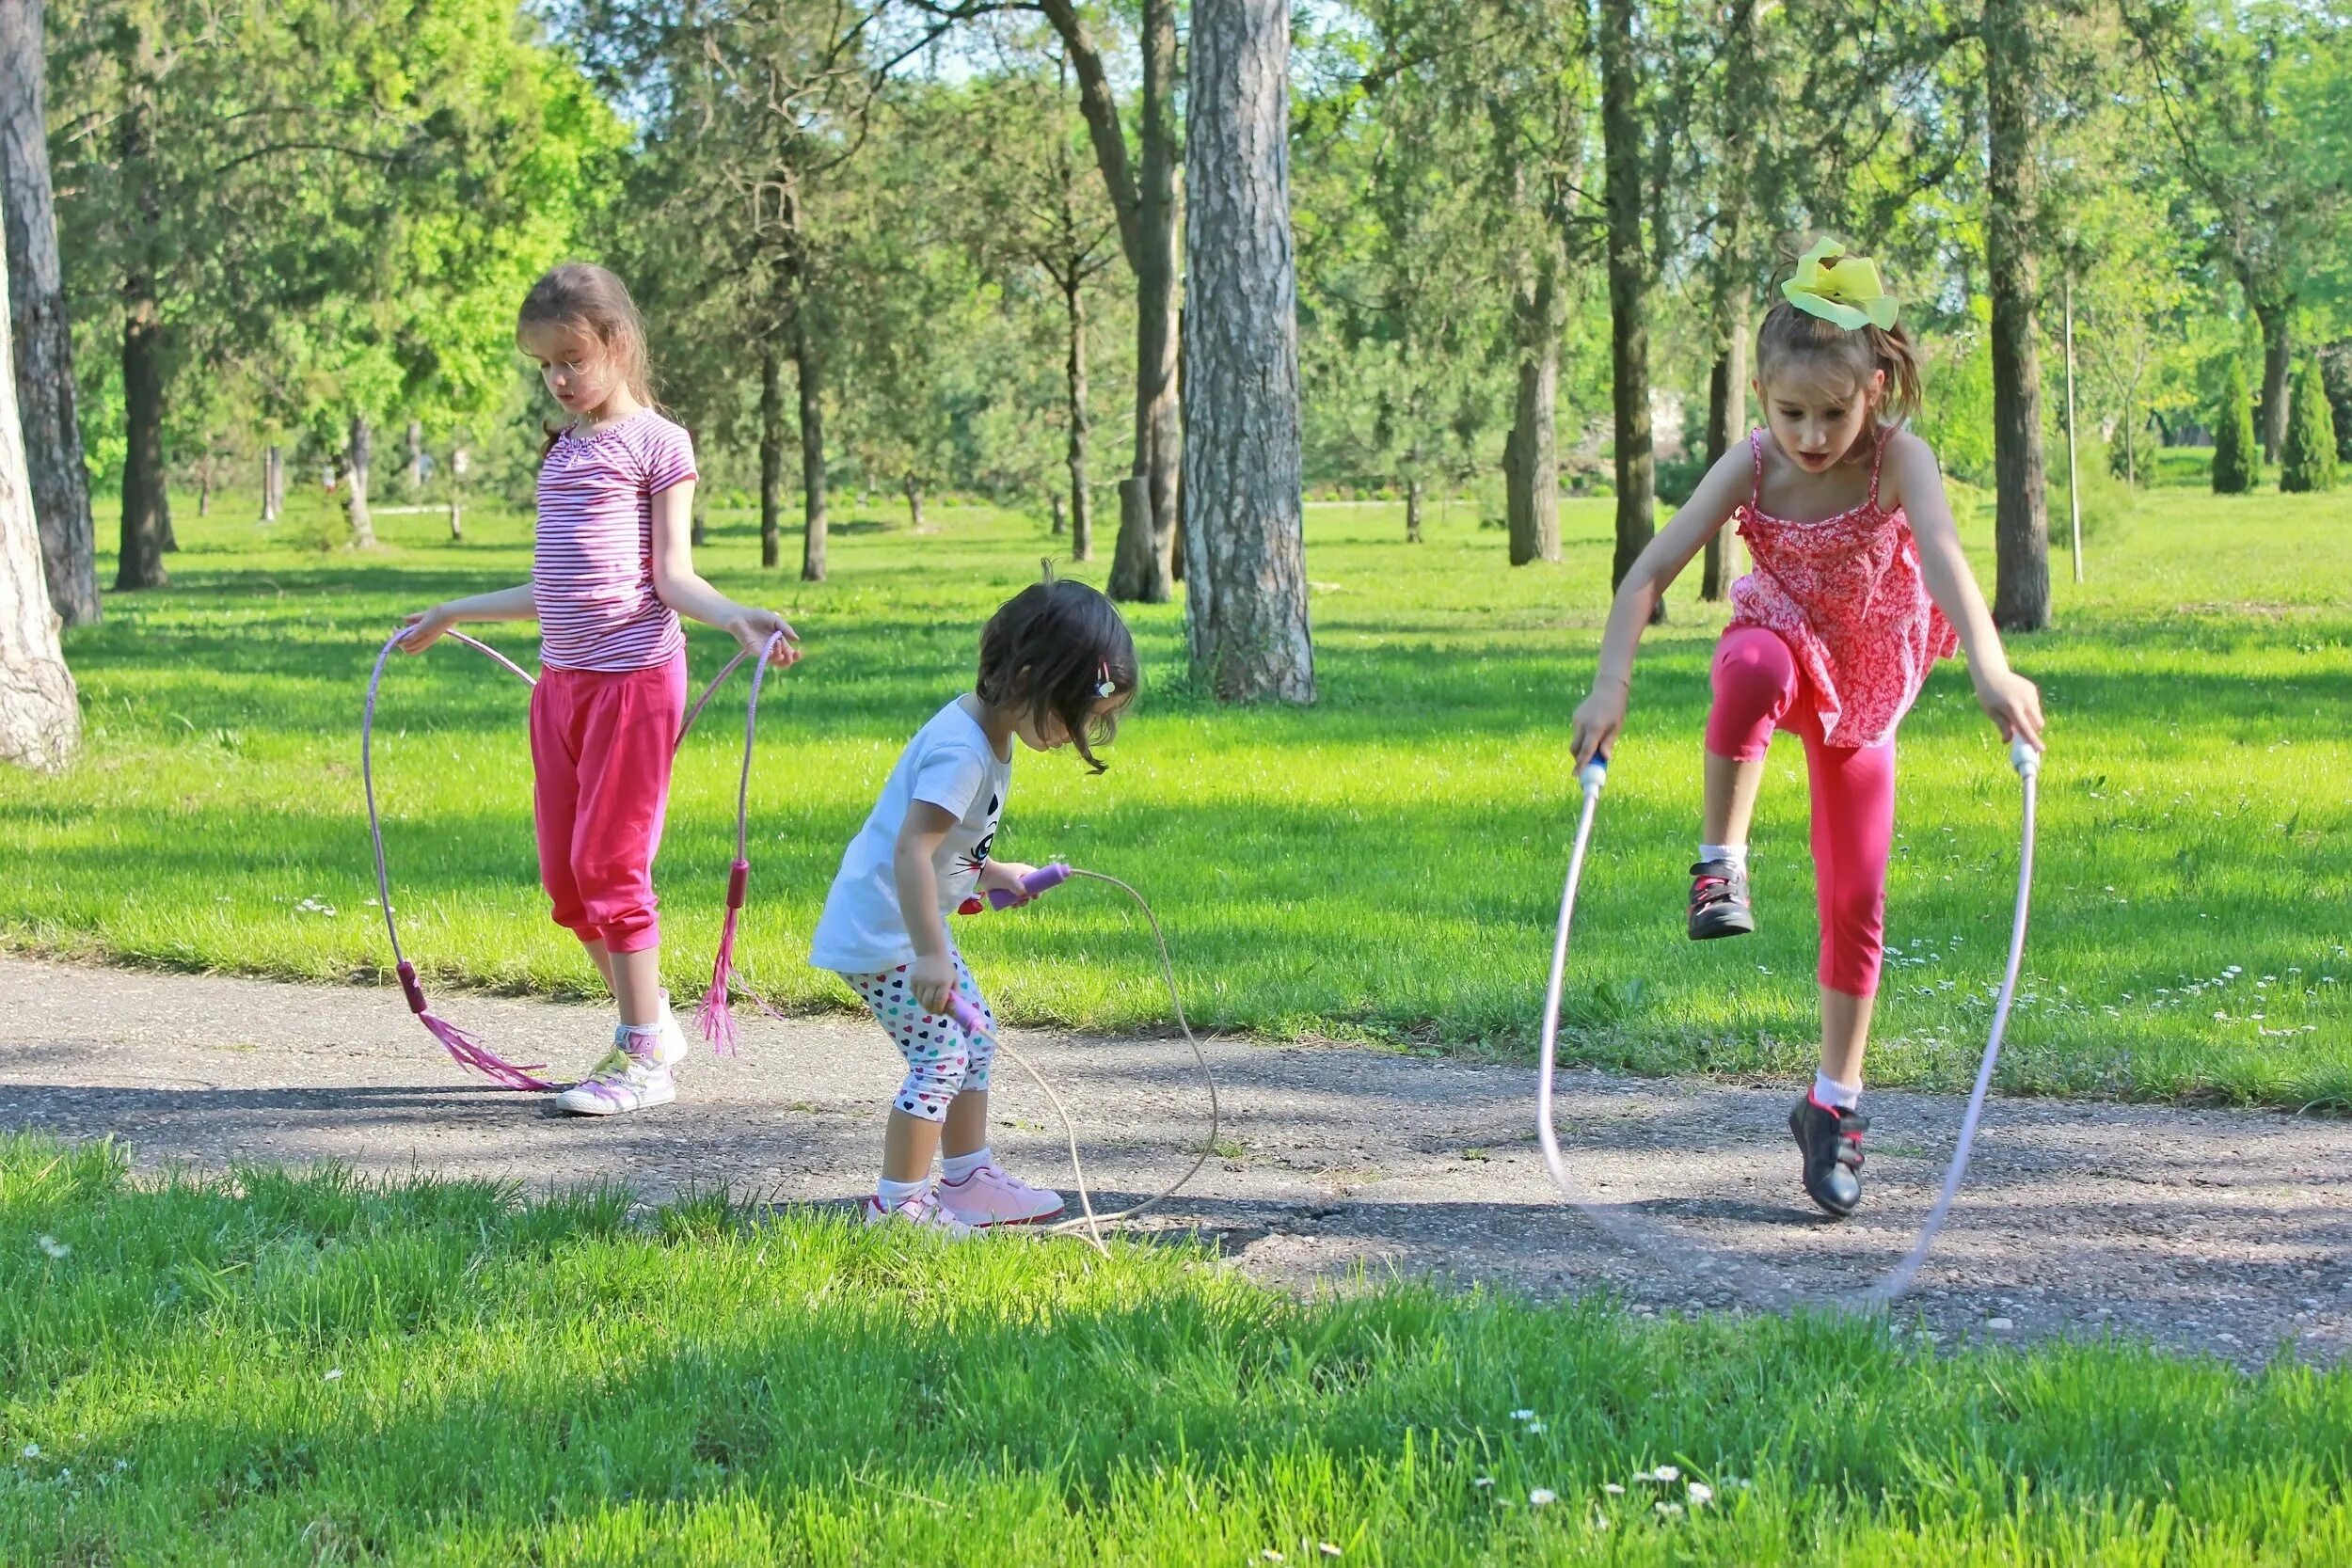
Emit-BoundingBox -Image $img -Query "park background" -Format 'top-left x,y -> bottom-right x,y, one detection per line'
1,1 -> 2351,1561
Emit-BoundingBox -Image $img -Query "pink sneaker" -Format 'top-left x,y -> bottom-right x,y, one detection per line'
862,1191 -> 975,1239
938,1164 -> 1066,1228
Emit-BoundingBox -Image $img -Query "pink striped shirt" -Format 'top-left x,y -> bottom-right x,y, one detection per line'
532,409 -> 696,672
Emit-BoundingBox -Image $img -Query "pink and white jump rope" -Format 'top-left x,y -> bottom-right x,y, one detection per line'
1535,736 -> 2042,1309
361,626 -> 793,1088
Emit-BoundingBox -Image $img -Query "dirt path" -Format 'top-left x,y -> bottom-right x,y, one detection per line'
2,955 -> 2344,1367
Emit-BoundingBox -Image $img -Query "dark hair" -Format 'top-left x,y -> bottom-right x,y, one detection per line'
518,262 -> 656,458
976,580 -> 1137,774
1755,244 -> 1924,425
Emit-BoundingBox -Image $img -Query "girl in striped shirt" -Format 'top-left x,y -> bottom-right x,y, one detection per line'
399,263 -> 800,1116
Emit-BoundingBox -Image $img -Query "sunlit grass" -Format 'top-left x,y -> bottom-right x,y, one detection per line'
2,473 -> 2345,1104
5,1133 -> 2348,1563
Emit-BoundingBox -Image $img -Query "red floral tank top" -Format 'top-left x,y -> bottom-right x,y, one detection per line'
1727,427 -> 1958,750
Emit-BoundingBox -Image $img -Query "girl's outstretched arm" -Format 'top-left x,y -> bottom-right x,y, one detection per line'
398,583 -> 536,653
1569,443 -> 1752,767
1883,433 -> 2045,746
647,481 -> 802,668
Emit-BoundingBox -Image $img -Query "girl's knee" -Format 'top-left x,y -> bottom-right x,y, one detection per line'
1711,627 -> 1796,705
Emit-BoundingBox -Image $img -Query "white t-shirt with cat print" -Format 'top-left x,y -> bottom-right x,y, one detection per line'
809,698 -> 1011,974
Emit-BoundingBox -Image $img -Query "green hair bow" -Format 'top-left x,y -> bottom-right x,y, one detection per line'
1782,238 -> 1900,331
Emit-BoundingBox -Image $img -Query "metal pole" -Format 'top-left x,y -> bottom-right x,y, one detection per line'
2064,272 -> 2083,584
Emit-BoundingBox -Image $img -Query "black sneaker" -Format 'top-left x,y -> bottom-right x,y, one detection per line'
1788,1093 -> 1868,1217
1688,859 -> 1756,940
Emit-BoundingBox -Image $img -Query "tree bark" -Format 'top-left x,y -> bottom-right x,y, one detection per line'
1700,0 -> 1756,606
1109,0 -> 1180,603
1504,272 -> 1561,567
197,455 -> 210,516
685,425 -> 706,546
0,208 -> 78,769
345,415 -> 376,546
406,419 -> 424,495
1985,0 -> 2051,632
1181,0 -> 1313,705
113,16 -> 167,591
904,475 -> 925,532
759,342 -> 783,569
1702,315 -> 1747,601
794,319 -> 827,583
1406,474 -> 1423,544
1599,0 -> 1658,614
0,0 -> 97,626
2255,299 -> 2292,466
262,444 -> 281,522
1064,275 -> 1092,562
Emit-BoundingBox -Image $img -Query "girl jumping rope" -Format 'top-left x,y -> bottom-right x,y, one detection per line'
1571,240 -> 2045,1217
810,580 -> 1136,1234
397,262 -> 799,1116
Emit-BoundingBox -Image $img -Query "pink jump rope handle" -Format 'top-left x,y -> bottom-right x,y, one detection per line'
986,861 -> 1072,911
947,993 -> 992,1037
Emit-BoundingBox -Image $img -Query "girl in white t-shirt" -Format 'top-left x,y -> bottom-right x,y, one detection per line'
811,581 -> 1137,1233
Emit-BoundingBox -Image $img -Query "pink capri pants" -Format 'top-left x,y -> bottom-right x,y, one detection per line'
1706,626 -> 1895,999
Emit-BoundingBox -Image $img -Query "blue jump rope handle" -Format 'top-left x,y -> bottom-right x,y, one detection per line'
1578,750 -> 1610,795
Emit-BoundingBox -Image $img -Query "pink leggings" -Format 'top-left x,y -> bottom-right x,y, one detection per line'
1706,626 -> 1894,999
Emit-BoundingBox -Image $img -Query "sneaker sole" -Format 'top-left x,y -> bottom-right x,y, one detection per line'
556,1083 -> 677,1117
1688,911 -> 1756,941
942,1205 -> 1066,1229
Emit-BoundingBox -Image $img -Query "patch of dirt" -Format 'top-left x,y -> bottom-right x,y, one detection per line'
1,955 -> 2343,1367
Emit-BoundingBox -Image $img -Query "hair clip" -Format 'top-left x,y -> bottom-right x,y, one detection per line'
1095,661 -> 1117,699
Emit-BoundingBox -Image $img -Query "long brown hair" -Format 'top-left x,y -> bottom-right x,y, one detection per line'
518,263 -> 656,458
975,580 -> 1138,774
1755,245 -> 1924,426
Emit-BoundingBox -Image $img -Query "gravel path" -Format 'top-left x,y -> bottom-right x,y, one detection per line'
2,955 -> 2344,1367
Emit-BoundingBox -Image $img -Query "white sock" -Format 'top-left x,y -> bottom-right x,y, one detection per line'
1812,1070 -> 1861,1110
876,1175 -> 930,1209
1699,843 -> 1748,870
942,1148 -> 993,1183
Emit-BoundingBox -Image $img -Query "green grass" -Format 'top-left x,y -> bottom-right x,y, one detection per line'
3,478 -> 2347,1106
7,1133 -> 2349,1564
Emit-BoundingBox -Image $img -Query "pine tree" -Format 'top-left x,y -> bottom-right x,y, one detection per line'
2280,354 -> 2338,492
2212,359 -> 2261,494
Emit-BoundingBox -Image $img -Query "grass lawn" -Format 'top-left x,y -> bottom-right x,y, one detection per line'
6,1133 -> 2349,1564
1,472 -> 2345,1105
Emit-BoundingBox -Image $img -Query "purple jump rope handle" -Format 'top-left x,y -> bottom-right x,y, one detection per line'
946,993 -> 992,1037
986,861 -> 1073,911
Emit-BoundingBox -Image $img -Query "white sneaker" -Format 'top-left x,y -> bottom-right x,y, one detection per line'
938,1164 -> 1066,1228
862,1191 -> 976,1239
555,1029 -> 676,1116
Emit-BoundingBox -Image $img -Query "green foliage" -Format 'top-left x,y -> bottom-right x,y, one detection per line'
2281,354 -> 2340,493
1911,308 -> 1995,488
2212,359 -> 2262,494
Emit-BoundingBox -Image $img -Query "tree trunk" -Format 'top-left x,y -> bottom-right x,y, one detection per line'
794,320 -> 827,584
114,17 -> 167,591
345,415 -> 376,547
1701,0 -> 1758,605
262,444 -> 281,522
1108,0 -> 1180,604
1985,0 -> 2051,632
1050,493 -> 1066,535
2255,299 -> 2292,466
0,207 -> 78,769
0,0 -> 96,626
406,419 -> 424,495
685,424 -> 706,546
117,301 -> 167,590
1702,311 -> 1748,602
758,342 -> 783,569
1064,276 -> 1092,562
904,475 -> 925,532
197,456 -> 210,516
1406,474 -> 1423,544
449,446 -> 467,540
1181,0 -> 1313,705
1504,277 -> 1560,567
1599,0 -> 1657,615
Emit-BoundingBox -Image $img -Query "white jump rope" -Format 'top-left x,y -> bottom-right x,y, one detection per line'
946,865 -> 1222,1257
1536,736 -> 2042,1309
